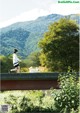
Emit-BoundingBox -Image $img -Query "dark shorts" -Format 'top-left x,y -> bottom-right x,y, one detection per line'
14,64 -> 19,68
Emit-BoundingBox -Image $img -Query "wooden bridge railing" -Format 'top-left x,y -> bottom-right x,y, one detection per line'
0,72 -> 59,90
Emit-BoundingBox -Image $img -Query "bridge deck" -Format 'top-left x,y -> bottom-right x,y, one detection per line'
0,73 -> 59,90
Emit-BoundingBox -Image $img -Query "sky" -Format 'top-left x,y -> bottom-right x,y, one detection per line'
0,0 -> 80,28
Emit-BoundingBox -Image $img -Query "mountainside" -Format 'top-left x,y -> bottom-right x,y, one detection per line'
0,14 -> 79,57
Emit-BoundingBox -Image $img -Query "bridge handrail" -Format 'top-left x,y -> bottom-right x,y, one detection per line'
0,72 -> 59,80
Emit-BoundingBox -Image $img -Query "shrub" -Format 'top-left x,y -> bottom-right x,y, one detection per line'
3,91 -> 56,113
4,95 -> 19,113
54,69 -> 79,113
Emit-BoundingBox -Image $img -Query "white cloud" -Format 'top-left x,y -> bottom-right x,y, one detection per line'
49,4 -> 80,15
0,8 -> 50,28
0,3 -> 80,28
15,8 -> 50,21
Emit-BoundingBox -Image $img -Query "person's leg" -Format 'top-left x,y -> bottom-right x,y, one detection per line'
16,66 -> 20,73
10,68 -> 17,72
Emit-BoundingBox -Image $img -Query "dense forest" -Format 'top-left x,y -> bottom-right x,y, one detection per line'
0,18 -> 79,73
0,14 -> 79,57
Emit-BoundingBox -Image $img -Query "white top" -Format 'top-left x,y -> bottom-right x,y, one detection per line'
13,53 -> 20,66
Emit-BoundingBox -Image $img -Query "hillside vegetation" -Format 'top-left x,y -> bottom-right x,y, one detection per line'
0,14 -> 79,57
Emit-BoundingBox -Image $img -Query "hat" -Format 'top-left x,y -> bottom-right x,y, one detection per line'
14,49 -> 18,53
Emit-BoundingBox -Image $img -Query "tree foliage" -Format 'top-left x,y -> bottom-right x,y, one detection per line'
0,55 -> 13,73
0,52 -> 41,73
4,91 -> 56,113
39,18 -> 79,71
54,68 -> 79,113
0,55 -> 27,73
1,14 -> 79,57
23,52 -> 41,67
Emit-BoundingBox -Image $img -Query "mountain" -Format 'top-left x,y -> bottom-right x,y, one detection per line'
0,14 -> 79,58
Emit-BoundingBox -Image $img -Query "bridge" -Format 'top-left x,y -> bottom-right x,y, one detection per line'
0,73 -> 59,90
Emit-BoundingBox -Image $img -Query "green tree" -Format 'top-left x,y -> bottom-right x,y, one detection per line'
23,52 -> 41,67
39,18 -> 79,71
54,69 -> 79,113
0,55 -> 13,73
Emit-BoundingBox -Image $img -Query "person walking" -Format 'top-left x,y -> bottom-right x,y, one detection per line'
10,49 -> 21,73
